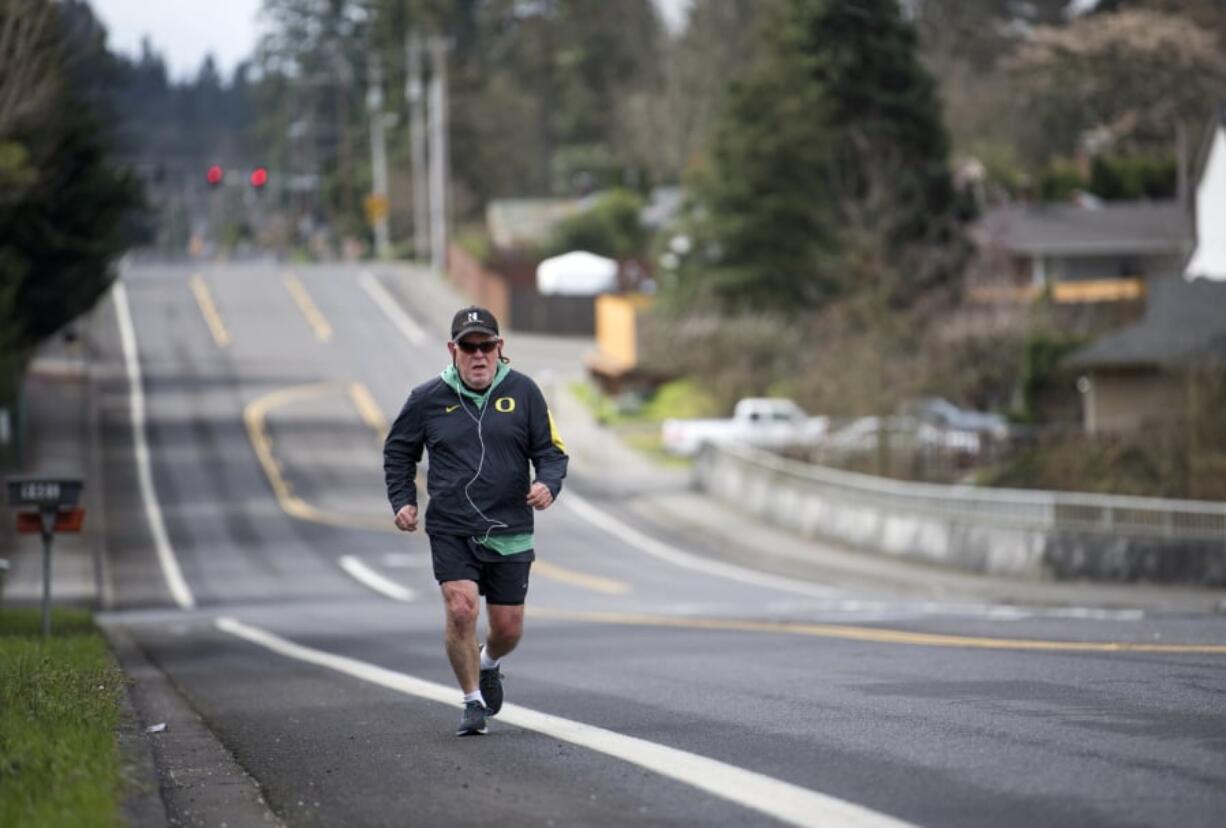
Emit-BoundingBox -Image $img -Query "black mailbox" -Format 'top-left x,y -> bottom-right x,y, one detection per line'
6,477 -> 84,509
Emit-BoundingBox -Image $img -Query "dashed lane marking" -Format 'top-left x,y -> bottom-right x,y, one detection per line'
340,555 -> 415,602
284,273 -> 334,342
216,616 -> 918,828
347,381 -> 389,442
188,274 -> 231,347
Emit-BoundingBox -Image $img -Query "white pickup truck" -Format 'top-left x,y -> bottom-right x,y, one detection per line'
660,397 -> 829,456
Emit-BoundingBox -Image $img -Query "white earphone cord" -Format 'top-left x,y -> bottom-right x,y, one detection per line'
457,389 -> 509,544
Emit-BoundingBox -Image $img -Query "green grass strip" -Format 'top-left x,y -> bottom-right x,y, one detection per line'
0,608 -> 125,828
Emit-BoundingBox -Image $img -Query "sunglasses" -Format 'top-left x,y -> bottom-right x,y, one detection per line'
455,339 -> 500,354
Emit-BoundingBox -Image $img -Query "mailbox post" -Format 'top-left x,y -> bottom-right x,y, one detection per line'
6,476 -> 85,637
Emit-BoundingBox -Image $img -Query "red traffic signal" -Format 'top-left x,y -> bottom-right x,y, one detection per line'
206,164 -> 224,187
250,167 -> 269,189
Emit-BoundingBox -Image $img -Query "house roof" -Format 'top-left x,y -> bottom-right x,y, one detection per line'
976,201 -> 1191,257
1068,277 -> 1226,370
485,198 -> 587,249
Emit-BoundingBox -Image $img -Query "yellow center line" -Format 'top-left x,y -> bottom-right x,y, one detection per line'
348,382 -> 389,444
283,273 -> 333,342
245,381 -> 386,531
244,382 -> 632,596
189,274 -> 231,347
526,607 -> 1226,655
532,561 -> 630,595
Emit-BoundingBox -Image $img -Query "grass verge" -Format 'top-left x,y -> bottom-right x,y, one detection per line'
0,607 -> 125,828
568,379 -> 697,469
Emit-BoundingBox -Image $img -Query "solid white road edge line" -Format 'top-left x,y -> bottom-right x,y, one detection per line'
339,555 -> 416,602
114,281 -> 195,609
359,271 -> 427,345
563,494 -> 1146,621
214,616 -> 917,828
351,256 -> 1134,622
562,492 -> 837,599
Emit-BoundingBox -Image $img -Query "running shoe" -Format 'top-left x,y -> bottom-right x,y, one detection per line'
456,701 -> 488,736
479,665 -> 504,716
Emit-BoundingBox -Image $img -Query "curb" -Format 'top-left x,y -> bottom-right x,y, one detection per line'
101,620 -> 285,828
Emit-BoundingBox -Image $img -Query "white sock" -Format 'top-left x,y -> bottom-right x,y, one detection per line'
479,646 -> 501,671
463,690 -> 485,706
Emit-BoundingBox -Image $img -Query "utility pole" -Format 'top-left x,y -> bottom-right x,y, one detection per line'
333,47 -> 355,228
428,36 -> 450,274
367,53 -> 391,259
406,32 -> 430,263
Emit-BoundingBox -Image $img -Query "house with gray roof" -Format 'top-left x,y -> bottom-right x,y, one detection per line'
973,200 -> 1191,300
1067,107 -> 1226,433
1068,277 -> 1226,432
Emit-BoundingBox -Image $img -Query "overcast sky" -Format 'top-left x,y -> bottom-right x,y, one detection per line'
90,0 -> 692,82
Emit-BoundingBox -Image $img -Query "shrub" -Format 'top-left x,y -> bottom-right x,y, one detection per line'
1090,154 -> 1177,201
544,189 -> 646,260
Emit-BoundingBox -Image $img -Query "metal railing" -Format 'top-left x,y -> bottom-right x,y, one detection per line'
699,442 -> 1226,543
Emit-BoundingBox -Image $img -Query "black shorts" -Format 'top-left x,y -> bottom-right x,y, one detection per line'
428,534 -> 533,605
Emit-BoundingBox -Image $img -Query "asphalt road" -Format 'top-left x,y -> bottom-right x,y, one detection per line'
94,261 -> 1226,828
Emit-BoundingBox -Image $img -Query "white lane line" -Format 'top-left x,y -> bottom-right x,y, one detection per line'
360,271 -> 426,346
215,616 -> 916,828
563,492 -> 837,599
114,281 -> 195,609
564,495 -> 1147,621
339,555 -> 416,602
380,552 -> 432,568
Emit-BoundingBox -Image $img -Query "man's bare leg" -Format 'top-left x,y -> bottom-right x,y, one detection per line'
485,603 -> 524,661
441,580 -> 481,694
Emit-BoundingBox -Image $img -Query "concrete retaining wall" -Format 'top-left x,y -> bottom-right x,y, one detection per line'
694,443 -> 1226,586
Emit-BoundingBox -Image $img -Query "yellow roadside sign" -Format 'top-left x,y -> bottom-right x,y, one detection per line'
364,194 -> 389,223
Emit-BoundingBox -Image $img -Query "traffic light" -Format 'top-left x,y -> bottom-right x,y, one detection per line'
250,167 -> 268,189
206,165 -> 224,187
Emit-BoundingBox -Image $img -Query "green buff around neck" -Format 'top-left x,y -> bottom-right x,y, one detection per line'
441,362 -> 509,407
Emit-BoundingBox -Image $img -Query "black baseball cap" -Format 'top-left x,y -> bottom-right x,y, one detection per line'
451,306 -> 500,341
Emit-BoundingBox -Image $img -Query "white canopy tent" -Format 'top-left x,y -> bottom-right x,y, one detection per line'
536,251 -> 618,295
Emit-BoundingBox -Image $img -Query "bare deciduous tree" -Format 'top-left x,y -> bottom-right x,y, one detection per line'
1008,10 -> 1226,159
0,0 -> 61,139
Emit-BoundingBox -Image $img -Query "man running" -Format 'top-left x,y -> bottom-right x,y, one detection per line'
384,306 -> 568,736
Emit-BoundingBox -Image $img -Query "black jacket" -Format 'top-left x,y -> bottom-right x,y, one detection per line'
383,368 -> 568,537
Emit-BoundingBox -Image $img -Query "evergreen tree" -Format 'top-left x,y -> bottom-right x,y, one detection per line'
809,0 -> 962,303
0,0 -> 143,403
678,0 -> 963,314
679,0 -> 838,312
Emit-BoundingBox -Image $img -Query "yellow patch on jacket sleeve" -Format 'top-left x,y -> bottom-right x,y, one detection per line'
548,409 -> 567,453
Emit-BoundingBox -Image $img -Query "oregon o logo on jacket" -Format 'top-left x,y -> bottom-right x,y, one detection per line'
494,396 -> 516,413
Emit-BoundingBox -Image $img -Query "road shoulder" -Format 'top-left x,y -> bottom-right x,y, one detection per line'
102,619 -> 285,827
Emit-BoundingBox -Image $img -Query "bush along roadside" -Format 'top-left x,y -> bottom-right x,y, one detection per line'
0,608 -> 126,828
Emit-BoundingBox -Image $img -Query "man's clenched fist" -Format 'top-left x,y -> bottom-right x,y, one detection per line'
394,504 -> 419,532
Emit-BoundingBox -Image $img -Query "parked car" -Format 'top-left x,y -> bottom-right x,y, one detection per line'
661,397 -> 830,456
898,397 -> 1011,441
823,415 -> 980,454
